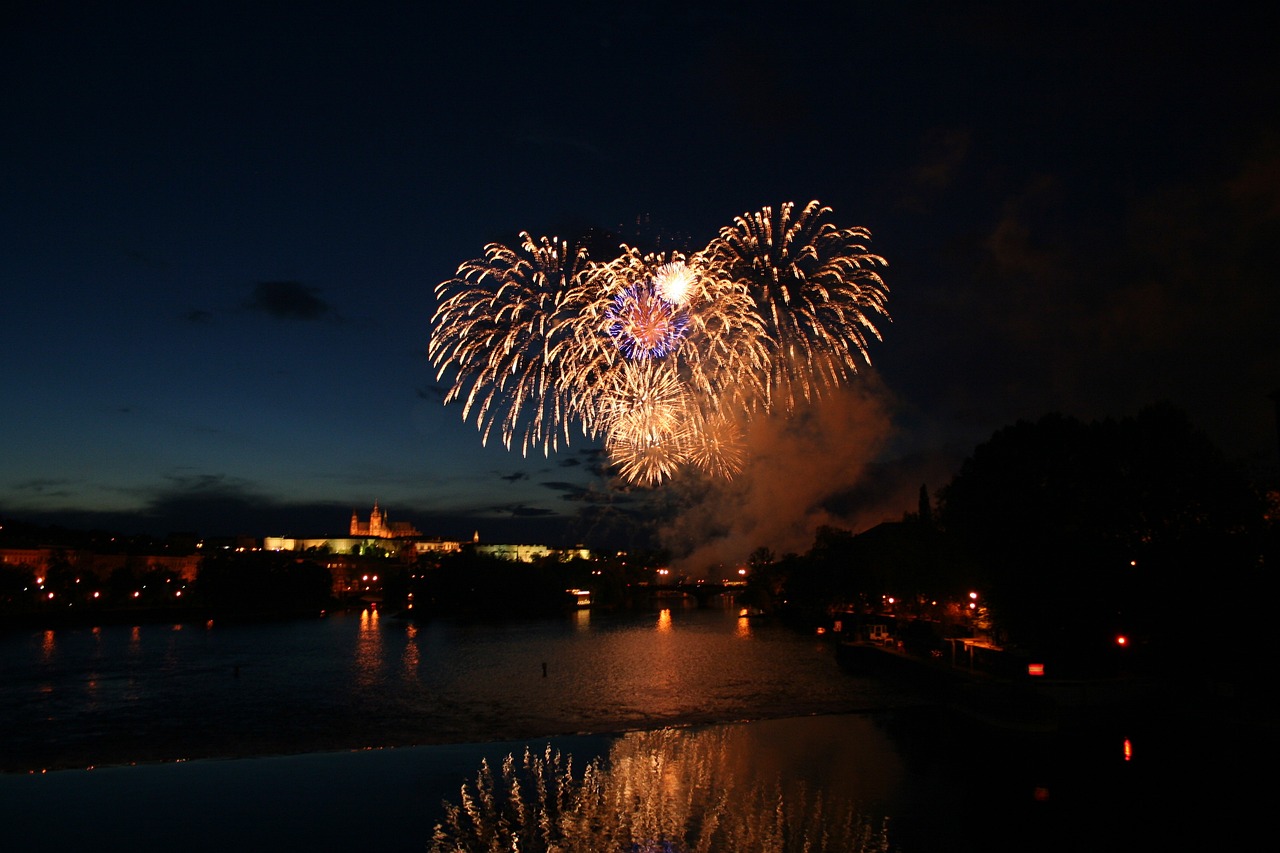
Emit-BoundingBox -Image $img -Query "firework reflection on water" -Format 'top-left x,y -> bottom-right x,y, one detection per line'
431,722 -> 893,852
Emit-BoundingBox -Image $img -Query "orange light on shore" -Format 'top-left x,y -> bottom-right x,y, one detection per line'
1028,663 -> 1045,677
1116,635 -> 1128,646
1123,738 -> 1133,761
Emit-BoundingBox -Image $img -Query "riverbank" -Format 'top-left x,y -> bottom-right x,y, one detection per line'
836,638 -> 1270,738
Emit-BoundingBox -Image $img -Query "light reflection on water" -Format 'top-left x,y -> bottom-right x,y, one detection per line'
0,602 -> 910,772
353,605 -> 383,691
401,622 -> 420,681
0,605 -> 1255,851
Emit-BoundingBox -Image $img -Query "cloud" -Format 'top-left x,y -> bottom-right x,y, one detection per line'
541,480 -> 587,496
245,281 -> 331,320
1,474 -> 351,538
498,471 -> 529,483
12,479 -> 76,498
488,503 -> 557,518
540,480 -> 629,505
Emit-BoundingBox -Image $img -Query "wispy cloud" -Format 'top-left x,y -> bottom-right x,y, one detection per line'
245,281 -> 331,320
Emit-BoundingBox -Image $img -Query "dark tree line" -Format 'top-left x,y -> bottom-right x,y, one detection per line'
408,549 -> 605,616
743,403 -> 1274,674
194,550 -> 333,612
938,404 -> 1266,660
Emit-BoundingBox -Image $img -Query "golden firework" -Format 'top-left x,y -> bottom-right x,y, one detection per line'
428,202 -> 889,485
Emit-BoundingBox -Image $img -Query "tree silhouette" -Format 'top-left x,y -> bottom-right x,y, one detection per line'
937,404 -> 1263,667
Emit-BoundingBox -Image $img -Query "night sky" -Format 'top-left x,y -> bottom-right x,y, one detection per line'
3,2 -> 1276,560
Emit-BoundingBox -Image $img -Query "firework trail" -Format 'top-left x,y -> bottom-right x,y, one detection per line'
429,202 -> 889,485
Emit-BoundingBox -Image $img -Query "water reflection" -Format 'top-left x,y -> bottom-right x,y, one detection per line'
431,723 -> 892,852
0,607 -> 909,773
402,623 -> 420,681
354,607 -> 384,689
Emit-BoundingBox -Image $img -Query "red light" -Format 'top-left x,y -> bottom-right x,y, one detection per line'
1116,635 -> 1128,646
1028,663 -> 1045,677
1123,738 -> 1133,761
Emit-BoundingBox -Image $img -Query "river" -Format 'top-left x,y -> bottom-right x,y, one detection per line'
0,600 -> 1259,851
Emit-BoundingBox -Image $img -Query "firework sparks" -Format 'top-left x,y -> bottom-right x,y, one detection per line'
598,361 -> 692,486
428,232 -> 589,457
428,201 -> 889,485
606,281 -> 690,360
653,261 -> 696,306
707,201 -> 890,411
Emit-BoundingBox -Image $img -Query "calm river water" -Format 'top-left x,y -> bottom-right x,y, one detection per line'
0,600 -> 1260,851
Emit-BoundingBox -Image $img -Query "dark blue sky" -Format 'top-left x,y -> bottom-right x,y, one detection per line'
3,2 -> 1276,559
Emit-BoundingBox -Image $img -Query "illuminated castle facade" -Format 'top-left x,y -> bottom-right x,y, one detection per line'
349,501 -> 420,539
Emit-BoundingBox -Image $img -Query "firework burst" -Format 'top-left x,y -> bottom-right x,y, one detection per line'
707,200 -> 890,411
428,202 -> 889,485
428,232 -> 589,457
597,360 -> 692,486
605,281 -> 690,360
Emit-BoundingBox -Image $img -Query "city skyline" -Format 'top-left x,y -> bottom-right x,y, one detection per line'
3,2 -> 1276,558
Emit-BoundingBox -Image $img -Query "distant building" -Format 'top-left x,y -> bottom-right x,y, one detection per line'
265,508 -> 591,569
474,543 -> 593,563
474,543 -> 556,563
263,535 -> 465,559
349,502 -> 420,539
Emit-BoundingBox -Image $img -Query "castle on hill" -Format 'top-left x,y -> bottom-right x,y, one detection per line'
349,501 -> 420,539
